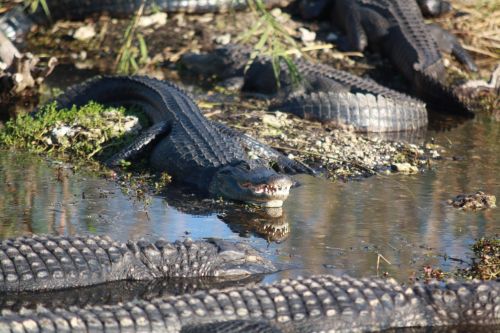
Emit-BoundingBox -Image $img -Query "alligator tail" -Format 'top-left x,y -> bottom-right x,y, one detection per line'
274,91 -> 428,133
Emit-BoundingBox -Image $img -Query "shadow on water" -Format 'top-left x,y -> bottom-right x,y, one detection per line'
0,274 -> 267,311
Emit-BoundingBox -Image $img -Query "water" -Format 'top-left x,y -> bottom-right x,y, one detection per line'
0,65 -> 498,292
1,108 -> 498,284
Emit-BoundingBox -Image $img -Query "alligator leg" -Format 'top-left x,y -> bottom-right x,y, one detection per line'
331,1 -> 390,53
105,120 -> 172,167
427,23 -> 478,72
337,1 -> 368,51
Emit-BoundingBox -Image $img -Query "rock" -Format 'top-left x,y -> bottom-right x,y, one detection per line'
51,125 -> 76,139
219,77 -> 244,91
121,116 -> 142,134
263,114 -> 284,129
270,8 -> 282,17
73,25 -> 96,41
299,27 -> 316,43
214,33 -> 231,45
138,12 -> 167,28
391,162 -> 418,174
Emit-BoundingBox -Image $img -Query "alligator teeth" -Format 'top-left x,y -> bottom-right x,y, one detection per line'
241,182 -> 289,197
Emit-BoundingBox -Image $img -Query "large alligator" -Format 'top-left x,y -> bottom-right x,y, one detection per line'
306,0 -> 477,117
0,273 -> 498,332
0,234 -> 275,293
181,44 -> 428,133
0,0 -> 265,41
0,0 -> 273,98
49,75 -> 313,207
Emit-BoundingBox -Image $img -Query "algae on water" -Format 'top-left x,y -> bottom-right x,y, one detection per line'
0,101 -> 148,161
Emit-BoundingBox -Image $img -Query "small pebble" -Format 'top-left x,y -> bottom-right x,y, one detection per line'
73,25 -> 96,40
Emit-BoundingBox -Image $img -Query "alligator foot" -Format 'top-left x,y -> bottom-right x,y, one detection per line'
427,23 -> 478,72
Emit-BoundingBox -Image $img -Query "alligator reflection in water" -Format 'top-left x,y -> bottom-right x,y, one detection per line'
219,207 -> 289,243
158,187 -> 290,243
0,151 -> 290,245
0,275 -> 265,312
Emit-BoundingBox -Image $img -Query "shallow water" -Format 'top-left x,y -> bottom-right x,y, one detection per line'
0,65 -> 499,286
1,103 -> 498,287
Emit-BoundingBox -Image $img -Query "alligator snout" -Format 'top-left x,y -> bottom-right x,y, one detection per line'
240,174 -> 293,207
210,165 -> 293,207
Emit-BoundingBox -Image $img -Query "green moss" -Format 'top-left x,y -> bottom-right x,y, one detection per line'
0,101 -> 148,162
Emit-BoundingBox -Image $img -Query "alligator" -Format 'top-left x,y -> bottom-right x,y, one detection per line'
417,0 -> 452,17
0,0 -> 273,97
0,234 -> 275,293
219,207 -> 290,243
48,75 -> 314,207
0,273 -> 498,332
312,0 -> 478,117
181,44 -> 428,133
0,0 -> 268,41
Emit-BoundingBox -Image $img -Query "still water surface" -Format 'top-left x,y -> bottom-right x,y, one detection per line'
1,108 -> 498,284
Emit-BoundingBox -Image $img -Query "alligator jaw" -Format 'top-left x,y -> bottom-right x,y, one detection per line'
248,199 -> 285,208
238,180 -> 291,207
209,163 -> 293,207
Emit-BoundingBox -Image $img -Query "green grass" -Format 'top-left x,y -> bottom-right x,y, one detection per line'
115,0 -> 150,74
238,0 -> 302,87
0,101 -> 148,161
25,0 -> 51,19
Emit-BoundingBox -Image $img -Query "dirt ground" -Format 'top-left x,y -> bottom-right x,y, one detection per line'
4,0 -> 500,179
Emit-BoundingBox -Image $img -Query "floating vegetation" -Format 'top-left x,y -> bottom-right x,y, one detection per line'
447,191 -> 497,210
457,236 -> 499,280
0,101 -> 173,201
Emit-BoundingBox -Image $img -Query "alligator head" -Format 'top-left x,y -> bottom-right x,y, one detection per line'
209,162 -> 293,208
180,44 -> 250,79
